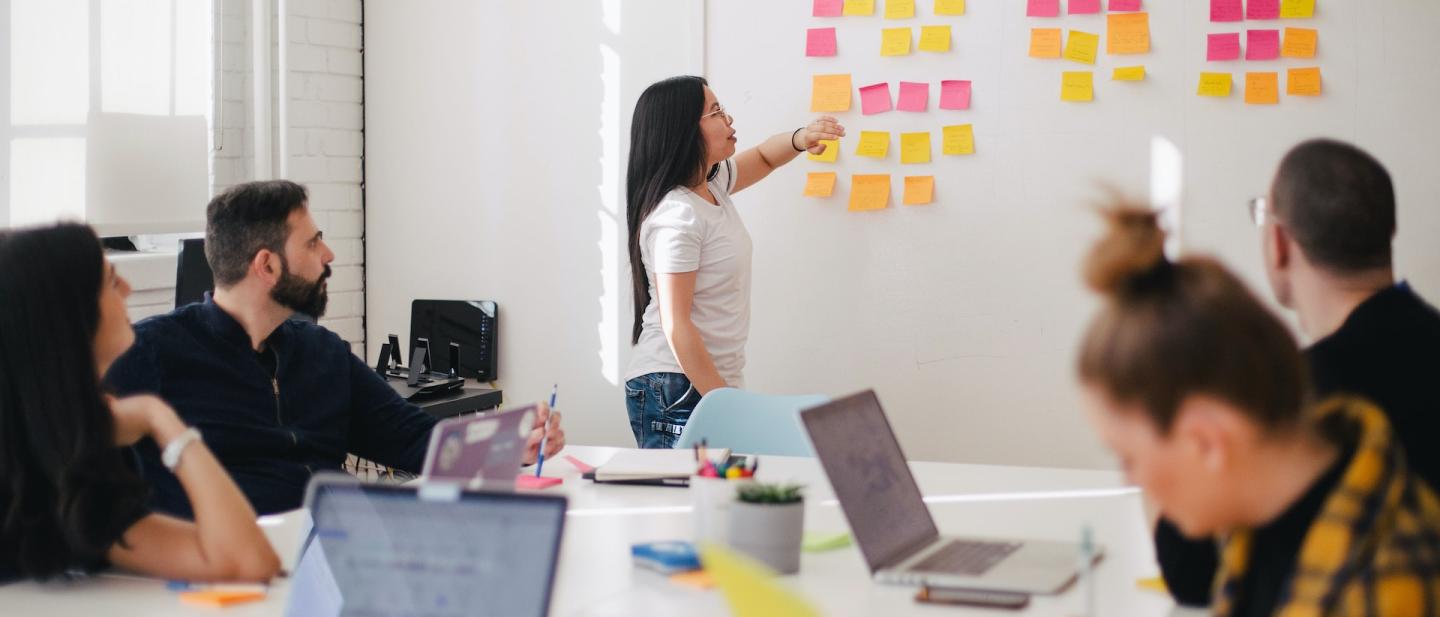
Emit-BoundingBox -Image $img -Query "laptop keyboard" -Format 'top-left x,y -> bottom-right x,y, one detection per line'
909,540 -> 1023,576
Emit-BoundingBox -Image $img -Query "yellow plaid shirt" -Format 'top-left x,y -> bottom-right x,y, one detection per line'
1213,398 -> 1440,617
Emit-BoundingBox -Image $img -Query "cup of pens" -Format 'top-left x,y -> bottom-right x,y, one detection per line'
690,440 -> 757,545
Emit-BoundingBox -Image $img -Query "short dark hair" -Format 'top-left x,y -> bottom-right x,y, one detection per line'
1271,139 -> 1396,273
205,180 -> 309,286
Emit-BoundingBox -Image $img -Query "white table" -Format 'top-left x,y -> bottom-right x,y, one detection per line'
0,446 -> 1201,616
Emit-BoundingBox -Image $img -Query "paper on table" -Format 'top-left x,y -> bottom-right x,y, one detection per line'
701,543 -> 821,617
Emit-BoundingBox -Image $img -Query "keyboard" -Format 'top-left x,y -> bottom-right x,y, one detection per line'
908,539 -> 1022,576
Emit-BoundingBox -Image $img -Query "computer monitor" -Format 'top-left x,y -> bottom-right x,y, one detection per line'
174,238 -> 213,308
410,300 -> 498,381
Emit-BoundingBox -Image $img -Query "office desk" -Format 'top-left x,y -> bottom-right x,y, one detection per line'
0,446 -> 1199,617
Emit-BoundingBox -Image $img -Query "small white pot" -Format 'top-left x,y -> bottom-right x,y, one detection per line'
726,500 -> 805,574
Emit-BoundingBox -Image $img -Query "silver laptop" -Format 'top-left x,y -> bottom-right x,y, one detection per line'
420,405 -> 536,490
800,390 -> 1094,594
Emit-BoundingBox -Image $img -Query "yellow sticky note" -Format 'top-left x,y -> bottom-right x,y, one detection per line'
808,139 -> 840,162
1029,28 -> 1063,58
1245,72 -> 1279,105
811,74 -> 852,112
1287,67 -> 1322,96
881,27 -> 913,56
1061,71 -> 1094,102
848,174 -> 892,212
1282,28 -> 1317,58
885,0 -> 915,19
700,543 -> 821,617
855,131 -> 890,158
844,0 -> 876,16
900,132 -> 931,164
1106,13 -> 1150,54
934,0 -> 966,15
1112,66 -> 1146,81
1137,577 -> 1169,594
919,25 -> 952,52
1280,0 -> 1314,18
803,172 -> 838,197
1063,31 -> 1100,65
942,124 -> 975,155
1197,72 -> 1233,97
903,176 -> 935,205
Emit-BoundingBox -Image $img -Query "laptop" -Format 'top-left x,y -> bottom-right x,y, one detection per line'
800,390 -> 1093,595
421,405 -> 536,490
285,475 -> 567,617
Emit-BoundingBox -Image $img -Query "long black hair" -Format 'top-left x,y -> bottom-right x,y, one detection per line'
626,75 -> 717,344
0,223 -> 148,579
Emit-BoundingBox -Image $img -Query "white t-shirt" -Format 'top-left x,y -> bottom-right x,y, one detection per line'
625,159 -> 753,387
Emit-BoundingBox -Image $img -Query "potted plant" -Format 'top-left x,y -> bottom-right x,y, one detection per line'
727,483 -> 805,574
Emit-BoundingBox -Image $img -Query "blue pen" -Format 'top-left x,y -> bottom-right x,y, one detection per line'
535,384 -> 557,477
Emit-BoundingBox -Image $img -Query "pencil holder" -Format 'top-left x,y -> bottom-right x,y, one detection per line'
691,476 -> 750,544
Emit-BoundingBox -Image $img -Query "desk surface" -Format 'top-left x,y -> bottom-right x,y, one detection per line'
0,446 -> 1199,617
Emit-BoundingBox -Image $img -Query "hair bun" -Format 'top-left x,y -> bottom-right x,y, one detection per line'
1084,205 -> 1168,296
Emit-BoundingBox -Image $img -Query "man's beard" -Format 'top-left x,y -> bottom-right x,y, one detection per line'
271,259 -> 331,319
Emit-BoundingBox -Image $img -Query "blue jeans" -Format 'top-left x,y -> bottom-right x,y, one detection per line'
625,372 -> 702,449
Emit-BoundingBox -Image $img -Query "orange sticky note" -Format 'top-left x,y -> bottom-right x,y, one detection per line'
1112,66 -> 1146,81
881,27 -> 913,56
1106,13 -> 1150,54
670,570 -> 716,590
179,590 -> 267,607
1280,0 -> 1313,18
808,139 -> 840,162
934,0 -> 966,15
844,0 -> 875,15
903,176 -> 935,205
848,174 -> 891,211
942,124 -> 974,155
1061,71 -> 1094,102
1197,72 -> 1232,97
1287,67 -> 1322,96
1029,28 -> 1063,58
1282,27 -> 1317,58
1063,30 -> 1100,65
1245,72 -> 1279,104
803,172 -> 838,197
811,74 -> 852,112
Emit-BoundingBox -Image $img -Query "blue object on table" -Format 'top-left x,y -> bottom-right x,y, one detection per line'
631,541 -> 702,575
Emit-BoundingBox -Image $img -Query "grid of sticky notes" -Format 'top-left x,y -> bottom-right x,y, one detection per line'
1026,0 -> 1151,103
1203,0 -> 1321,103
808,0 -> 976,211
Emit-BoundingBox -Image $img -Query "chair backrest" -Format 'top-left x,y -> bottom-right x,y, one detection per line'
674,388 -> 828,457
174,238 -> 213,308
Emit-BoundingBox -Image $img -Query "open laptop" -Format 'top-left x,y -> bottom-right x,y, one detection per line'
286,475 -> 567,617
420,405 -> 536,490
800,390 -> 1093,594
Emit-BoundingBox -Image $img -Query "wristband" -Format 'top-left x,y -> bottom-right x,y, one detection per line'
162,428 -> 202,472
791,127 -> 806,152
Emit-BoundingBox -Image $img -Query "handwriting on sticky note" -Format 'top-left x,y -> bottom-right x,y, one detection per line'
1280,0 -> 1314,19
808,139 -> 840,162
1027,0 -> 1060,18
1069,0 -> 1101,14
939,79 -> 972,110
811,74 -> 852,112
942,124 -> 975,155
814,0 -> 844,17
900,132 -> 931,164
1029,28 -> 1062,58
1282,28 -> 1317,58
897,81 -> 929,111
1207,33 -> 1241,61
886,0 -> 916,19
1247,0 -> 1279,19
1061,71 -> 1094,102
881,27 -> 913,56
1197,72 -> 1232,97
919,25 -> 952,52
1246,29 -> 1280,60
859,82 -> 893,115
855,131 -> 890,158
849,175 -> 891,212
1109,0 -> 1142,10
903,176 -> 935,205
1107,13 -> 1150,54
935,0 -> 966,16
1287,67 -> 1321,95
804,172 -> 838,197
806,28 -> 837,57
1244,72 -> 1279,105
844,0 -> 875,16
1112,66 -> 1146,81
1064,31 -> 1099,65
1210,0 -> 1242,22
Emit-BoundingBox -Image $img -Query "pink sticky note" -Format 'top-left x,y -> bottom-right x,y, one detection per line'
1109,0 -> 1141,10
1027,0 -> 1060,17
1247,0 -> 1279,19
1210,0 -> 1242,22
1069,0 -> 1101,14
897,81 -> 929,111
1207,33 -> 1241,61
859,82 -> 893,115
806,28 -> 837,57
516,475 -> 563,490
939,80 -> 972,110
813,0 -> 843,17
1246,29 -> 1280,60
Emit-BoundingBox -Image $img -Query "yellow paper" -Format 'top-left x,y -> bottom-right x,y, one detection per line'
807,139 -> 840,162
1029,28 -> 1063,59
855,131 -> 890,158
903,176 -> 935,205
700,543 -> 821,617
885,0 -> 915,19
1282,27 -> 1317,58
900,132 -> 931,164
881,27 -> 913,56
803,172 -> 838,197
844,0 -> 876,16
934,0 -> 965,15
1063,31 -> 1100,65
1197,72 -> 1232,97
918,25 -> 952,52
848,175 -> 892,212
942,124 -> 974,155
1244,72 -> 1279,105
810,74 -> 852,112
1136,577 -> 1169,594
1106,13 -> 1150,54
1280,0 -> 1314,18
1112,66 -> 1146,81
1287,67 -> 1322,96
1061,71 -> 1094,102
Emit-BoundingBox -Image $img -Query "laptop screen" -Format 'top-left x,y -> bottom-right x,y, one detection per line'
287,481 -> 566,617
800,390 -> 940,572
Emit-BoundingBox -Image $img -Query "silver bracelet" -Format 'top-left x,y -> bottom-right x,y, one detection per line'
161,428 -> 203,472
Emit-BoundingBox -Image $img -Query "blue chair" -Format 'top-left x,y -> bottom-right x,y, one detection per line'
673,388 -> 828,457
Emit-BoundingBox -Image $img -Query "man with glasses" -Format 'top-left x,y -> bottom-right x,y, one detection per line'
1155,138 -> 1440,607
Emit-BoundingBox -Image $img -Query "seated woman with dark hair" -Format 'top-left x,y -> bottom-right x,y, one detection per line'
0,224 -> 279,583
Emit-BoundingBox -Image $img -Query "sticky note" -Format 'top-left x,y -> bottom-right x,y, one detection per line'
1287,67 -> 1322,95
919,25 -> 952,52
803,172 -> 838,197
808,139 -> 840,162
179,590 -> 267,607
1064,31 -> 1100,65
1247,0 -> 1279,19
844,0 -> 876,15
811,74 -> 852,112
848,175 -> 891,211
702,543 -> 822,617
1245,72 -> 1279,104
934,0 -> 966,16
897,81 -> 929,111
669,570 -> 716,590
1280,0 -> 1314,18
900,132 -> 931,164
1107,13 -> 1150,54
814,0 -> 844,17
855,131 -> 890,158
885,0 -> 916,19
942,124 -> 975,155
1029,28 -> 1063,58
1197,72 -> 1232,97
1112,65 -> 1146,80
1061,71 -> 1094,102
904,176 -> 935,205
802,531 -> 853,552
1137,576 -> 1169,593
1109,0 -> 1142,10
516,475 -> 562,489
806,28 -> 837,57
1282,27 -> 1317,58
1027,0 -> 1060,18
1207,33 -> 1241,61
1210,0 -> 1242,22
881,27 -> 913,56
1069,0 -> 1101,15
1246,30 -> 1280,60
939,79 -> 972,110
859,82 -> 893,115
